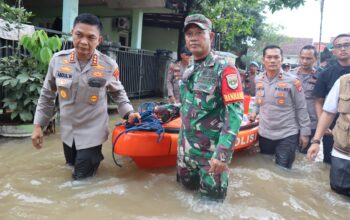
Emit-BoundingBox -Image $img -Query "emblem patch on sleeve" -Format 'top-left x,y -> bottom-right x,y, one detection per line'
294,79 -> 302,92
221,66 -> 244,105
113,68 -> 120,80
226,74 -> 238,89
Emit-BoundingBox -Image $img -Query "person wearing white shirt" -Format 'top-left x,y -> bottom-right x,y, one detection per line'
308,74 -> 350,197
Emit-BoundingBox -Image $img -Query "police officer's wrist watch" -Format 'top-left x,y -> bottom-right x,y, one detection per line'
310,138 -> 321,144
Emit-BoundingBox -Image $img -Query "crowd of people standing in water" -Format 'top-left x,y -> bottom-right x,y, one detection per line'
31,12 -> 350,202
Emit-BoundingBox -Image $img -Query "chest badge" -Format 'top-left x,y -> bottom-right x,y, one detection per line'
226,74 -> 238,89
60,89 -> 68,99
92,71 -> 104,77
60,66 -> 72,72
93,65 -> 105,70
90,95 -> 98,103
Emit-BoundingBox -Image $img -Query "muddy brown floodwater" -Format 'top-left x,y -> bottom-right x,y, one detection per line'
0,98 -> 349,220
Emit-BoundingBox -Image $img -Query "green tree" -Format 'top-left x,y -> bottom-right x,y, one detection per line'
187,0 -> 306,67
242,24 -> 292,67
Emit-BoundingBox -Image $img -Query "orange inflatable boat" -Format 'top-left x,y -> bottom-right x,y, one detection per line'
112,96 -> 258,169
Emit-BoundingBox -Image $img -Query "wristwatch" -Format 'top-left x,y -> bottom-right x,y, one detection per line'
310,138 -> 321,144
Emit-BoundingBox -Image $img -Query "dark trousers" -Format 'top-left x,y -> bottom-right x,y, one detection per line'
330,155 -> 350,197
323,135 -> 334,164
299,129 -> 316,154
259,134 -> 299,169
63,141 -> 104,180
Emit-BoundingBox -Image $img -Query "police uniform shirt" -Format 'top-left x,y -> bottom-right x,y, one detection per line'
290,67 -> 317,129
323,78 -> 350,161
34,49 -> 134,150
255,71 -> 311,140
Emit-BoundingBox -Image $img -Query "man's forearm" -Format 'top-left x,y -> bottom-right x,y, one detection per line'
313,111 -> 336,140
315,97 -> 325,119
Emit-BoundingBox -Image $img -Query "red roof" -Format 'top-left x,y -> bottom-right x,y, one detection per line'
281,38 -> 313,55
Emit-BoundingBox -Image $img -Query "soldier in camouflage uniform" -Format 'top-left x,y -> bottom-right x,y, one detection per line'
175,14 -> 244,201
31,14 -> 140,180
167,47 -> 192,103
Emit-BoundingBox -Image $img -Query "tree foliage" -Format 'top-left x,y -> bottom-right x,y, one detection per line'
241,24 -> 292,66
0,2 -> 62,123
187,0 -> 306,67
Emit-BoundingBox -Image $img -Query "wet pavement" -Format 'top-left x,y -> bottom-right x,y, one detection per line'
0,99 -> 349,220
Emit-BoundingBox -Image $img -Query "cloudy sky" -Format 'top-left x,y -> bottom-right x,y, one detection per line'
266,0 -> 350,42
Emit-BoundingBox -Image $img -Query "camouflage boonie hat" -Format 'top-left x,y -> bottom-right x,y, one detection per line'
184,14 -> 212,31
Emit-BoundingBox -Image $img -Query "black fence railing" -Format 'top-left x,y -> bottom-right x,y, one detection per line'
0,27 -> 173,110
100,45 -> 162,98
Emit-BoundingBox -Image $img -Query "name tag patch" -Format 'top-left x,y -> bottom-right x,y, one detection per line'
57,72 -> 72,79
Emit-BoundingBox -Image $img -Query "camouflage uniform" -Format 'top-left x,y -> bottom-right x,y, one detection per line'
176,50 -> 243,200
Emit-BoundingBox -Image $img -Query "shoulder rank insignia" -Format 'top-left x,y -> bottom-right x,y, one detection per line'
294,79 -> 302,92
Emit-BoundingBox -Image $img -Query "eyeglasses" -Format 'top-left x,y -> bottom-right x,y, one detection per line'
333,42 -> 350,49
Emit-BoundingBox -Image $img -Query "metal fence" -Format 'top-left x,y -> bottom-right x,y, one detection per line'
100,45 -> 162,98
0,27 -> 173,110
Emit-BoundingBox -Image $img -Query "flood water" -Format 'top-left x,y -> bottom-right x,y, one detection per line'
0,98 -> 349,220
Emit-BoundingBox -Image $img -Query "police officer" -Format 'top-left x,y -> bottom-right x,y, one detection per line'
308,74 -> 350,197
176,14 -> 243,201
252,45 -> 310,169
290,45 -> 318,153
243,61 -> 259,96
167,47 -> 192,103
31,13 -> 140,180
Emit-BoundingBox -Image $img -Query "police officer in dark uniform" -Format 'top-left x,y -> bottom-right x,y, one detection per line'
31,13 -> 140,180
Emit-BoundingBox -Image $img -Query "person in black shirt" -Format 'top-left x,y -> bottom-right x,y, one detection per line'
313,34 -> 350,164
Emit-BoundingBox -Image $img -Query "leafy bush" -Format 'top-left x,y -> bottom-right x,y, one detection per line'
0,55 -> 43,122
21,30 -> 62,72
0,26 -> 62,123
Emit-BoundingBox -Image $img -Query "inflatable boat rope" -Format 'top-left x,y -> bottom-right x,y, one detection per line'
112,110 -> 165,167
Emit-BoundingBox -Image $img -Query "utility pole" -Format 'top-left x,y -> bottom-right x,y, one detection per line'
318,0 -> 325,67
